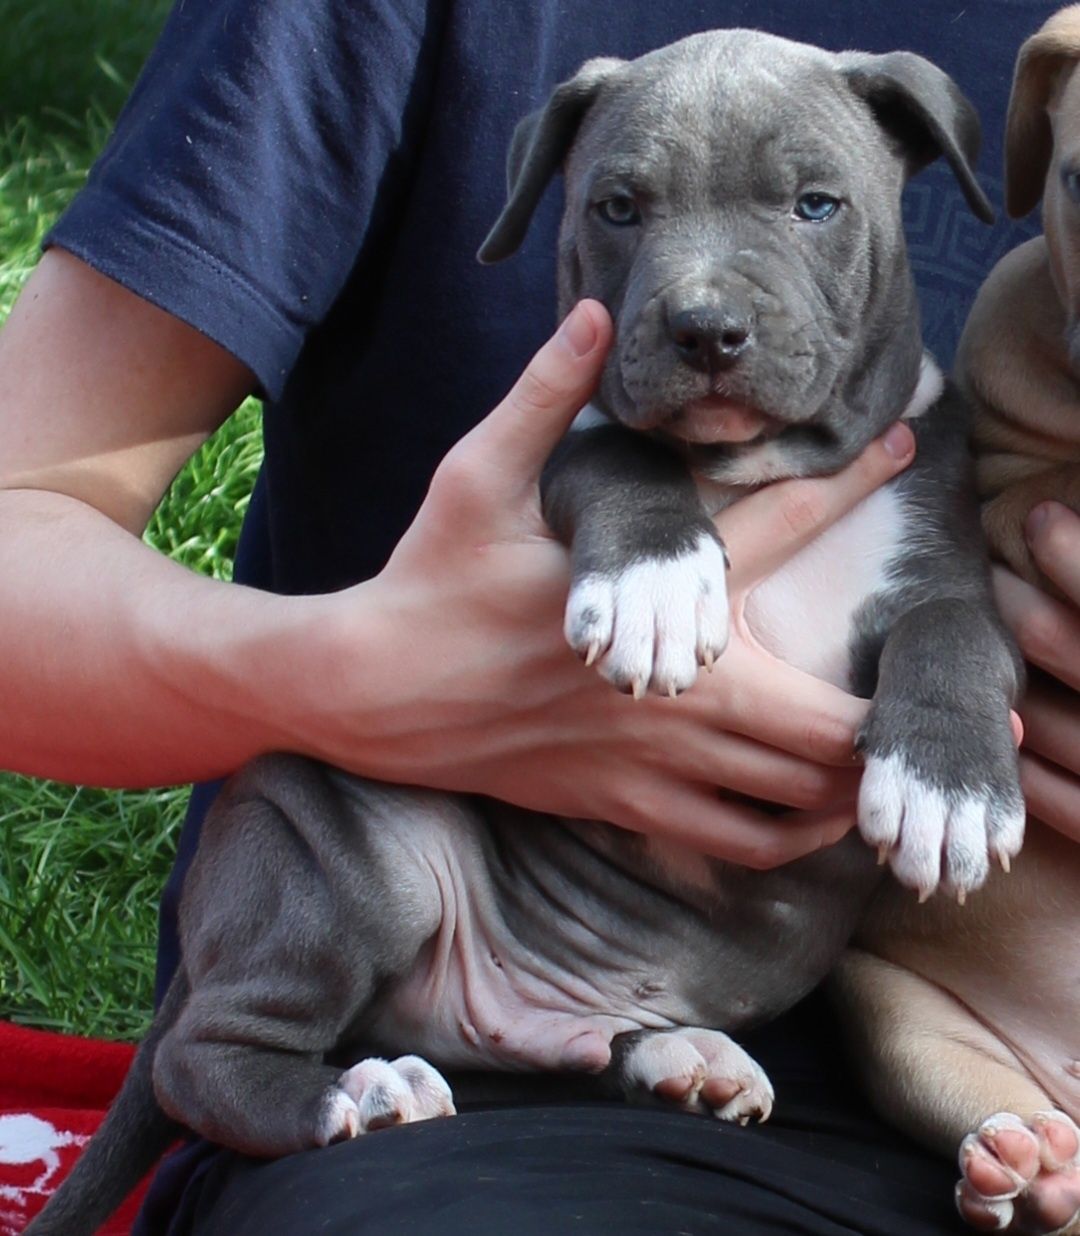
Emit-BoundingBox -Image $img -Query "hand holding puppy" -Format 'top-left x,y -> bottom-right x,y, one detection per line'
351,301 -> 916,866
994,501 -> 1080,842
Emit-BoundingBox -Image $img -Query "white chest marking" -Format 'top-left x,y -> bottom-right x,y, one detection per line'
740,484 -> 906,689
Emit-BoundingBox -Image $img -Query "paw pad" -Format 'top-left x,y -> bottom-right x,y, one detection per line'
956,1111 -> 1080,1235
320,1055 -> 455,1142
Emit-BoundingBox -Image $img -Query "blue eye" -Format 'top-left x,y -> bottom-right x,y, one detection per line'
596,195 -> 642,226
1062,167 -> 1080,205
793,192 -> 840,223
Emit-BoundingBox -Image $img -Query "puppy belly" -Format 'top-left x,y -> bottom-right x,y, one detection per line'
361,907 -> 692,1074
334,801 -> 701,1074
368,975 -> 667,1074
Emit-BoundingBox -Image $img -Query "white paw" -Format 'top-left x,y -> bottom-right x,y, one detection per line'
324,1055 -> 455,1139
316,1088 -> 362,1146
564,535 -> 729,698
858,754 -> 1025,900
620,1028 -> 773,1124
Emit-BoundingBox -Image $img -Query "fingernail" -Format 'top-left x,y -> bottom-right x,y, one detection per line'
557,302 -> 599,358
1025,501 -> 1053,543
882,421 -> 914,461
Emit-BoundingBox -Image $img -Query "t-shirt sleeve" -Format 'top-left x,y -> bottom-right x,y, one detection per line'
45,0 -> 443,399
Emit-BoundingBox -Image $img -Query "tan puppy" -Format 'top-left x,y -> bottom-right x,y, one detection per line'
834,10 -> 1080,1235
958,5 -> 1080,587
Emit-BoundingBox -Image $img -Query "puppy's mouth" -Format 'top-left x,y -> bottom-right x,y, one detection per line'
661,395 -> 781,446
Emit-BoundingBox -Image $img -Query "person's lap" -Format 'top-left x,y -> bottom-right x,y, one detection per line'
182,1101 -> 959,1236
136,999 -> 962,1236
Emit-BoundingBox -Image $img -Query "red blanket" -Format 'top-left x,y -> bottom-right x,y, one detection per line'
0,1021 -> 145,1235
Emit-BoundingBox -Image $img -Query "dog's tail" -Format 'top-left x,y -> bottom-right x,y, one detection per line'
24,975 -> 187,1236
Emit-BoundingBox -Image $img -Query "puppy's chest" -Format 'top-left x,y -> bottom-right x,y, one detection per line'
697,478 -> 908,689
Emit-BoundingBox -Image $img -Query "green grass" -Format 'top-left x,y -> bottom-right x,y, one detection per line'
0,8 -> 264,1041
0,381 -> 261,1038
0,0 -> 171,129
0,781 -> 185,1040
0,113 -> 110,315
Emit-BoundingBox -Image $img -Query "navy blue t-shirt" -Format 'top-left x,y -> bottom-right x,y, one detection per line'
45,1 -> 1057,1230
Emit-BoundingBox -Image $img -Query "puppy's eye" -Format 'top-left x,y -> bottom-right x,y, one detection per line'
596,195 -> 642,226
1062,167 -> 1080,205
793,192 -> 840,223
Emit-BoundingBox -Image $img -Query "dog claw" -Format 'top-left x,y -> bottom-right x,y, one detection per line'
918,886 -> 933,904
702,649 -> 715,672
876,844 -> 891,867
957,887 -> 966,907
995,850 -> 1011,875
632,679 -> 646,701
584,641 -> 601,668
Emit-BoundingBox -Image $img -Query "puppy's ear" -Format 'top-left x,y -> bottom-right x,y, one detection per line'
1004,7 -> 1080,218
838,51 -> 995,224
477,58 -> 624,264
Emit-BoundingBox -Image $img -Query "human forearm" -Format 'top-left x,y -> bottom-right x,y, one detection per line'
0,486 -> 338,785
1,280 -> 912,866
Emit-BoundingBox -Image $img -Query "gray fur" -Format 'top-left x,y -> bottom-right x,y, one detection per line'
30,29 -> 1022,1236
484,31 -> 992,482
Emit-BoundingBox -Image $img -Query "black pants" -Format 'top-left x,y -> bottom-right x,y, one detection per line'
181,1103 -> 959,1236
138,997 -> 964,1236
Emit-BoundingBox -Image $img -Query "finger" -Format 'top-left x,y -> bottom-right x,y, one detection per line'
659,724 -> 862,810
718,421 -> 915,591
1020,752 -> 1080,844
689,643 -> 868,765
993,566 -> 1080,690
1025,501 -> 1080,604
461,299 -> 613,485
622,783 -> 856,868
1019,670 -> 1080,777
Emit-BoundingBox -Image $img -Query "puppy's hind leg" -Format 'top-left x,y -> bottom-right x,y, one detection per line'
832,949 -> 1079,1235
155,756 -> 442,1157
603,1027 -> 774,1125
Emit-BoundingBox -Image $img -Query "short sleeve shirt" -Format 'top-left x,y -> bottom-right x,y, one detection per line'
45,1 -> 1057,1229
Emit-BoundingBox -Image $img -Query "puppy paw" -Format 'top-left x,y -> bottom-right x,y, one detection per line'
857,753 -> 1025,900
609,1027 -> 773,1124
856,704 -> 1024,900
320,1055 -> 455,1142
564,531 -> 729,698
956,1111 -> 1080,1235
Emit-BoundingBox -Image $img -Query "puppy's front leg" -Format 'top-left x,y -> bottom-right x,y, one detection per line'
856,591 -> 1024,901
542,419 -> 729,698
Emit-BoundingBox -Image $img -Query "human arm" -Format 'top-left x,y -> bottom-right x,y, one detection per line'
0,256 -> 912,862
992,501 -> 1080,841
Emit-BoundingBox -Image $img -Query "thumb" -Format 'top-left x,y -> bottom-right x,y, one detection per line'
464,299 -> 613,485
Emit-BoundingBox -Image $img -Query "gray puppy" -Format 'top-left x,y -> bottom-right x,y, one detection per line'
29,30 -> 1023,1236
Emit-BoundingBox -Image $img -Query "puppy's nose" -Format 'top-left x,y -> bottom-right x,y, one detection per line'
668,306 -> 752,373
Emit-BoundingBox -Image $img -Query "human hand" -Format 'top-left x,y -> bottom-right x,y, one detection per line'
310,301 -> 915,867
993,500 -> 1080,842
